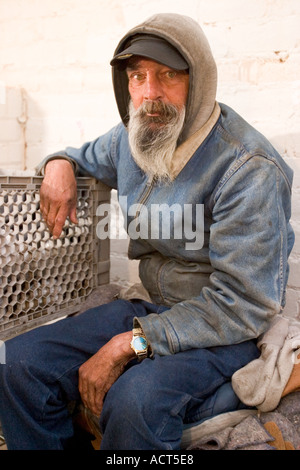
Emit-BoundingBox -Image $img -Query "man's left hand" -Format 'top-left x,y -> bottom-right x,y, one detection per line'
78,331 -> 136,416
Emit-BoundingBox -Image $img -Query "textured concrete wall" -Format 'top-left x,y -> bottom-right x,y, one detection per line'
0,0 -> 299,317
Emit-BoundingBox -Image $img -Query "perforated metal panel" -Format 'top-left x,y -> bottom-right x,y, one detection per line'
0,176 -> 111,340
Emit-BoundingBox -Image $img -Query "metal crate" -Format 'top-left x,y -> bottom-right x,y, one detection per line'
0,176 -> 111,340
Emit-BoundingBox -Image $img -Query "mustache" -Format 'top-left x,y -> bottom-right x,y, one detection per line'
128,100 -> 186,182
136,101 -> 180,123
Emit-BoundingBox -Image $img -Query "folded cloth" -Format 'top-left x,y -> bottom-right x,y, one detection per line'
186,427 -> 233,451
274,391 -> 300,436
232,315 -> 300,412
223,415 -> 274,450
180,409 -> 256,449
187,407 -> 300,451
187,415 -> 275,451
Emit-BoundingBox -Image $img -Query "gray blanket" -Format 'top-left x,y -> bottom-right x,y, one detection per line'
187,392 -> 300,450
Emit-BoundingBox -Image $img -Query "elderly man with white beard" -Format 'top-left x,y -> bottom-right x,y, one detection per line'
0,13 -> 294,450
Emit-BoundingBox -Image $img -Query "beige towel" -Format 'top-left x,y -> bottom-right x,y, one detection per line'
232,315 -> 300,412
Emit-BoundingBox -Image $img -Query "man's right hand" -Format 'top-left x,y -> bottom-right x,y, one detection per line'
40,159 -> 78,239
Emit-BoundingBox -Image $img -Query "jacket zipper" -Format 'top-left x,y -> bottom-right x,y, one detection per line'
128,176 -> 156,257
135,175 -> 157,217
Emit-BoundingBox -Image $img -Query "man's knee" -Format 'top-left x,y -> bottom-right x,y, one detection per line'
101,360 -> 158,426
0,336 -> 36,392
99,358 -> 185,449
0,330 -> 57,401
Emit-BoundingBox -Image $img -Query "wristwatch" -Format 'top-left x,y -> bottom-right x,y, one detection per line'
130,327 -> 149,360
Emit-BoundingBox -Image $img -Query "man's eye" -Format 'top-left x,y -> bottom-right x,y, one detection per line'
130,73 -> 145,82
165,71 -> 177,79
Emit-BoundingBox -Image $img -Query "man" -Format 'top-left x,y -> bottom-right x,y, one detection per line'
0,13 -> 294,450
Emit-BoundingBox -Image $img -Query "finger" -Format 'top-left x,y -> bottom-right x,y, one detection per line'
78,372 -> 89,410
84,385 -> 103,417
69,205 -> 78,225
79,374 -> 103,417
51,206 -> 70,239
92,388 -> 104,417
39,185 -> 50,221
87,379 -> 103,416
45,205 -> 60,234
80,387 -> 101,417
40,202 -> 49,223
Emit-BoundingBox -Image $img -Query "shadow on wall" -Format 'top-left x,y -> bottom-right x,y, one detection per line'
269,133 -> 300,228
0,86 -> 45,173
269,134 -> 300,162
0,86 -> 25,171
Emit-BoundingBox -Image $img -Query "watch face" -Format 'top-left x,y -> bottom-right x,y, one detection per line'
132,336 -> 148,352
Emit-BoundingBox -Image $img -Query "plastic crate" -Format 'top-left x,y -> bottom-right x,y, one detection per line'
0,176 -> 111,340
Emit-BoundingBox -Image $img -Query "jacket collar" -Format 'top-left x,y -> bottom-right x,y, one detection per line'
170,101 -> 221,180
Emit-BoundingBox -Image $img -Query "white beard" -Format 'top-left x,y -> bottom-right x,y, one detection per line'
128,100 -> 185,183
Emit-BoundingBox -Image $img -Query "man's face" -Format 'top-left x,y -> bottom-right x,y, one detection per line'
126,57 -> 189,182
126,58 -> 189,122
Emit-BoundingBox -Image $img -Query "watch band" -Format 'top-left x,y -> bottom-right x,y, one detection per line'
132,327 -> 144,336
131,327 -> 149,360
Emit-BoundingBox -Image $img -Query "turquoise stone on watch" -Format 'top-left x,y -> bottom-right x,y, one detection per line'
132,336 -> 148,351
130,328 -> 149,360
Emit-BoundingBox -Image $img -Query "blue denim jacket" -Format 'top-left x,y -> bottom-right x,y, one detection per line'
39,103 -> 294,355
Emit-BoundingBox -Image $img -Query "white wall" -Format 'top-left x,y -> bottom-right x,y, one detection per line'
0,0 -> 299,318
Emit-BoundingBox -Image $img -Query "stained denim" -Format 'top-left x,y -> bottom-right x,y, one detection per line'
37,103 -> 294,355
0,299 -> 259,450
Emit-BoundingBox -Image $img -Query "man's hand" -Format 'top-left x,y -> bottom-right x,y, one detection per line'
40,159 -> 78,239
78,331 -> 136,417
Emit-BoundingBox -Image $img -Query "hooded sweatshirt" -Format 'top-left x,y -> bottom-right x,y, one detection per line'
111,13 -> 218,144
37,13 -> 294,356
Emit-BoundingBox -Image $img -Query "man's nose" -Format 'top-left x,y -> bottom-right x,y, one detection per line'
143,73 -> 164,101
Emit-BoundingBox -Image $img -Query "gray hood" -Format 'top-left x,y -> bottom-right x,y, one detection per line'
111,13 -> 218,144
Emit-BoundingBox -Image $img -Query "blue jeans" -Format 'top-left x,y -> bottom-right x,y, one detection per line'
0,299 -> 259,450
